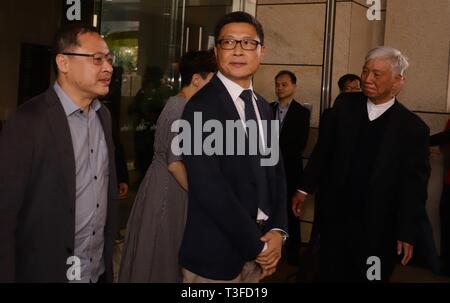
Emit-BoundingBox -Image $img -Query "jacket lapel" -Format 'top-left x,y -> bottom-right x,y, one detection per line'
97,106 -> 115,179
340,95 -> 367,174
369,101 -> 402,187
44,89 -> 76,208
255,94 -> 271,149
211,75 -> 242,122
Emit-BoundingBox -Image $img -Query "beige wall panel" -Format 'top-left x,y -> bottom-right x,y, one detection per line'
417,112 -> 450,135
258,0 -> 326,4
257,4 -> 326,65
385,0 -> 450,112
354,0 -> 386,9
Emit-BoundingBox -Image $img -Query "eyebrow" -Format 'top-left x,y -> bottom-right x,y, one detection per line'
220,35 -> 258,39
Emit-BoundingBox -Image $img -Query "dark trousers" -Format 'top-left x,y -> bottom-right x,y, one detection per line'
286,191 -> 301,259
440,185 -> 450,275
319,222 -> 395,282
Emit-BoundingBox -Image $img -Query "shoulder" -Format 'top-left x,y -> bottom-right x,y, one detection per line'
395,102 -> 429,134
291,100 -> 310,116
333,92 -> 366,109
162,95 -> 187,116
11,90 -> 53,124
184,80 -> 222,114
1,90 -> 54,140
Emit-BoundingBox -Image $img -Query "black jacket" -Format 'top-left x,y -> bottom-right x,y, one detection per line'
272,100 -> 310,194
299,92 -> 437,271
179,75 -> 287,280
0,88 -> 118,282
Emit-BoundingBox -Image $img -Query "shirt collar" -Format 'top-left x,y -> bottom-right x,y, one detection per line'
217,71 -> 255,102
276,99 -> 292,109
53,82 -> 101,117
367,97 -> 395,110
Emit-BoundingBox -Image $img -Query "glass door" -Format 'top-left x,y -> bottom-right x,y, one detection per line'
99,0 -> 234,187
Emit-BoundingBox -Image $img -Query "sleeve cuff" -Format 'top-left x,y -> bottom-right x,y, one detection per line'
297,189 -> 308,195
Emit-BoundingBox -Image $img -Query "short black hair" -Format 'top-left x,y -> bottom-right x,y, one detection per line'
52,24 -> 99,74
179,50 -> 217,87
275,70 -> 297,84
214,11 -> 264,45
338,74 -> 361,92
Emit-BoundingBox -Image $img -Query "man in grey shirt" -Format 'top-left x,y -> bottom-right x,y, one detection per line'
0,24 -> 118,282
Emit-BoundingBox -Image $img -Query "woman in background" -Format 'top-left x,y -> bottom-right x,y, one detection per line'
119,50 -> 217,282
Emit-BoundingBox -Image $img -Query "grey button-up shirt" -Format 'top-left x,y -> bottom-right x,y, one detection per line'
54,83 -> 109,283
275,100 -> 292,128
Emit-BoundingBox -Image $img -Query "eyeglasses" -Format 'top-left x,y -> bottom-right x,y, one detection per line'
216,39 -> 262,50
61,52 -> 116,66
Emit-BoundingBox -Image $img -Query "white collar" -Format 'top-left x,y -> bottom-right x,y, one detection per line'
217,71 -> 255,102
367,97 -> 395,110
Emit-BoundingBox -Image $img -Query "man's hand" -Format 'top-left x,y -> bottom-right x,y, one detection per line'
255,230 -> 283,280
292,191 -> 307,217
118,183 -> 129,199
397,240 -> 414,266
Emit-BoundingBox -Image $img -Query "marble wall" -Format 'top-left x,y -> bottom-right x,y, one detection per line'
385,0 -> 450,114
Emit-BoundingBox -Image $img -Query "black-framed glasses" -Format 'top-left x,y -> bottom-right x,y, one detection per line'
61,52 -> 116,66
216,39 -> 262,50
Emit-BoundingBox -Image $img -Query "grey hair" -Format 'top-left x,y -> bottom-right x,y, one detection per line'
365,46 -> 409,76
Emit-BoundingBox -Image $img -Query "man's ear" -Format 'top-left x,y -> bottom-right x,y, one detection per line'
191,74 -> 201,87
260,44 -> 267,61
392,74 -> 405,96
55,54 -> 69,74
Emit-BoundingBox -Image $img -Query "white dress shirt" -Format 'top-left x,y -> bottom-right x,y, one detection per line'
366,97 -> 395,121
217,71 -> 268,221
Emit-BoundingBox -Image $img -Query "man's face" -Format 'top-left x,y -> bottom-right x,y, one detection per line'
342,79 -> 361,93
59,32 -> 113,99
361,58 -> 403,103
214,22 -> 265,88
275,74 -> 296,100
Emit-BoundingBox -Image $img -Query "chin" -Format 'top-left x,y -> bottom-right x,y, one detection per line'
97,89 -> 109,97
363,90 -> 375,97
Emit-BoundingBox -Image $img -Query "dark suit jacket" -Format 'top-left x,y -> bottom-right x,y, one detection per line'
299,92 -> 437,270
272,100 -> 310,195
179,75 -> 287,280
0,88 -> 118,282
